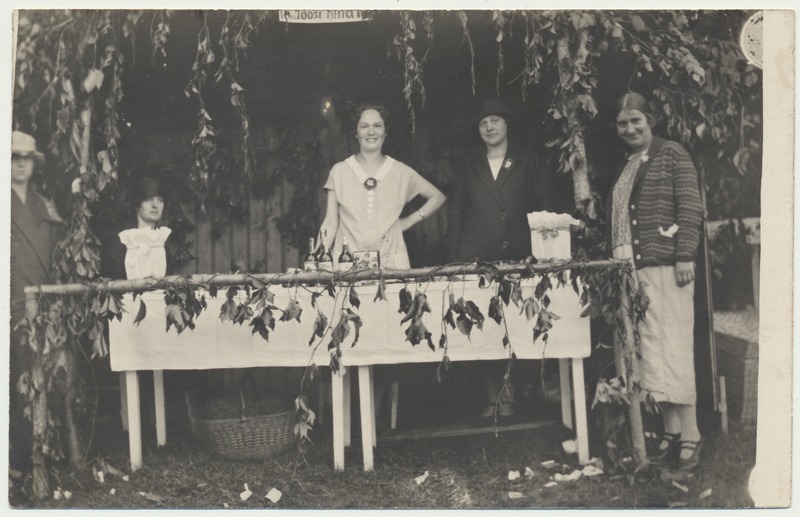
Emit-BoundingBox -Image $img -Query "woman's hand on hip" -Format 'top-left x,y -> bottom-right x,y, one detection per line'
674,261 -> 696,287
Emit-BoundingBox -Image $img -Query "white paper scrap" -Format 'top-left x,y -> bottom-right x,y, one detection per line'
110,488 -> 116,495
507,470 -> 521,481
561,439 -> 577,454
122,475 -> 130,482
414,470 -> 430,485
240,483 -> 253,501
543,481 -> 558,488
524,467 -> 535,480
540,460 -> 557,469
581,465 -> 604,477
699,488 -> 712,499
508,491 -> 525,499
223,503 -> 230,508
672,480 -> 689,493
265,488 -> 282,503
53,489 -> 62,500
63,491 -> 72,500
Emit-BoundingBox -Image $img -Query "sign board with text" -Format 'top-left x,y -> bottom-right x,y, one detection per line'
278,10 -> 365,24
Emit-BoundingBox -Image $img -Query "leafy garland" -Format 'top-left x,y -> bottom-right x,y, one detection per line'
17,259 -> 648,498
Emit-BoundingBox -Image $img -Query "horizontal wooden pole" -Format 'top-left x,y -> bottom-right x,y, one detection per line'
24,259 -> 628,297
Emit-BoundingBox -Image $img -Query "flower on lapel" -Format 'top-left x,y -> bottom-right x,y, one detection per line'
503,158 -> 514,170
640,152 -> 649,163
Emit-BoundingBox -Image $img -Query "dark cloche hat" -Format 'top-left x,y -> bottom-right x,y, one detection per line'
130,176 -> 163,205
472,98 -> 516,126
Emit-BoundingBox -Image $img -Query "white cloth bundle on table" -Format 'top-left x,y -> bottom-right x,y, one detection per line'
527,211 -> 581,260
118,227 -> 172,279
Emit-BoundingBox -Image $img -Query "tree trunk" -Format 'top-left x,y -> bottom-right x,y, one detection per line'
64,343 -> 83,470
26,292 -> 50,500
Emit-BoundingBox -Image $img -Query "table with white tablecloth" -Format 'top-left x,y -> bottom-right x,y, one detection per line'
109,275 -> 592,470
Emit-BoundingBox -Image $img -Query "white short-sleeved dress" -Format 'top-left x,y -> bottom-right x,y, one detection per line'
324,155 -> 434,269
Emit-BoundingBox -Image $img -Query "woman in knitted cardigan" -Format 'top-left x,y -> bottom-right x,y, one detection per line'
607,92 -> 704,470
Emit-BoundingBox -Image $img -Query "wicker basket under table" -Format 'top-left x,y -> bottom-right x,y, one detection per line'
186,392 -> 297,460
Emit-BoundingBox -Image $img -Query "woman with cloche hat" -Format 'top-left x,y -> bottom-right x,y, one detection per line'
446,98 -> 556,419
607,92 -> 704,470
9,130 -> 65,474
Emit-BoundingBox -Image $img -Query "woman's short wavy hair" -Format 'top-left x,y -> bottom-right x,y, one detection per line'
350,102 -> 390,135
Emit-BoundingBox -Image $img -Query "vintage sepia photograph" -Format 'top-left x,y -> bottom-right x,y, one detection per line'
3,2 -> 794,510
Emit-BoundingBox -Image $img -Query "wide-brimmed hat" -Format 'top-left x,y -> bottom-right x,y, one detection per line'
11,131 -> 44,164
471,98 -> 516,127
130,176 -> 163,205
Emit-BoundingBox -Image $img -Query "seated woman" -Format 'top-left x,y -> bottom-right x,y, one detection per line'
101,176 -> 171,280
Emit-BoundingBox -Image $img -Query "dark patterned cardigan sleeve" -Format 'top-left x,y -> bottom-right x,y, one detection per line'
667,142 -> 704,262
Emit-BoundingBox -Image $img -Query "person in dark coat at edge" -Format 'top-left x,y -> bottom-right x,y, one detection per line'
446,99 -> 556,419
9,131 -> 66,475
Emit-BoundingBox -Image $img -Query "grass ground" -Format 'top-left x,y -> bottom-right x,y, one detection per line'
9,401 -> 756,509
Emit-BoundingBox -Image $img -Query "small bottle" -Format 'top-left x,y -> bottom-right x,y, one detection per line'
337,236 -> 354,272
303,237 -> 318,271
318,230 -> 333,271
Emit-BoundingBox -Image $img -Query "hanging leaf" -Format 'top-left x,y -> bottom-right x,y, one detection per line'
374,279 -> 388,302
398,287 -> 413,314
232,303 -> 254,325
456,314 -> 473,339
443,308 -> 456,329
133,300 -> 147,326
309,311 -> 328,345
439,333 -> 447,349
488,296 -> 503,324
279,300 -> 303,323
349,288 -> 361,310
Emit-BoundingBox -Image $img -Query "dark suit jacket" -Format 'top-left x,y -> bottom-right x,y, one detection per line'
446,147 -> 555,262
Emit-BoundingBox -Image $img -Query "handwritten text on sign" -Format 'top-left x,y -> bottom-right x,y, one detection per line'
278,10 -> 364,24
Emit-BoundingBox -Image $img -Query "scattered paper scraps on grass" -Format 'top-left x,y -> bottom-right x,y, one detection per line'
507,491 -> 525,499
668,501 -> 688,507
92,466 -> 105,484
699,488 -> 713,499
561,439 -> 577,454
507,470 -> 521,481
581,465 -> 604,477
543,481 -> 558,488
414,471 -> 430,485
540,460 -> 557,470
554,470 -> 583,482
672,480 -> 689,493
524,467 -> 535,480
586,457 -> 604,469
139,491 -> 164,503
265,488 -> 282,503
240,483 -> 253,501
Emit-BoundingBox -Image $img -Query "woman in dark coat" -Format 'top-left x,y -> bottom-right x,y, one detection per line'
9,131 -> 65,473
446,99 -> 556,418
608,92 -> 704,470
446,99 -> 555,263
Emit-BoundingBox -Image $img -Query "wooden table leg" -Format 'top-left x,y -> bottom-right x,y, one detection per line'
331,369 -> 345,471
358,365 -> 375,471
153,370 -> 167,447
125,371 -> 142,471
570,358 -> 589,465
119,372 -> 128,431
558,358 -> 573,430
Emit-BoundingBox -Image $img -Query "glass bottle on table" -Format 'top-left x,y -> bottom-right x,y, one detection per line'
318,230 -> 333,272
337,236 -> 354,272
303,237 -> 318,271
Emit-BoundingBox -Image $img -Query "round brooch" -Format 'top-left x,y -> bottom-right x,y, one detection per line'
364,177 -> 378,190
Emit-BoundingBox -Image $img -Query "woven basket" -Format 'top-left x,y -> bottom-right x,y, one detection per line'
186,390 -> 297,460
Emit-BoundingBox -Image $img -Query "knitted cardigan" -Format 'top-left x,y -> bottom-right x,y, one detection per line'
606,137 -> 704,269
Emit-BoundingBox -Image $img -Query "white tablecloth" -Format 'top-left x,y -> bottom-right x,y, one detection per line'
109,277 -> 590,372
